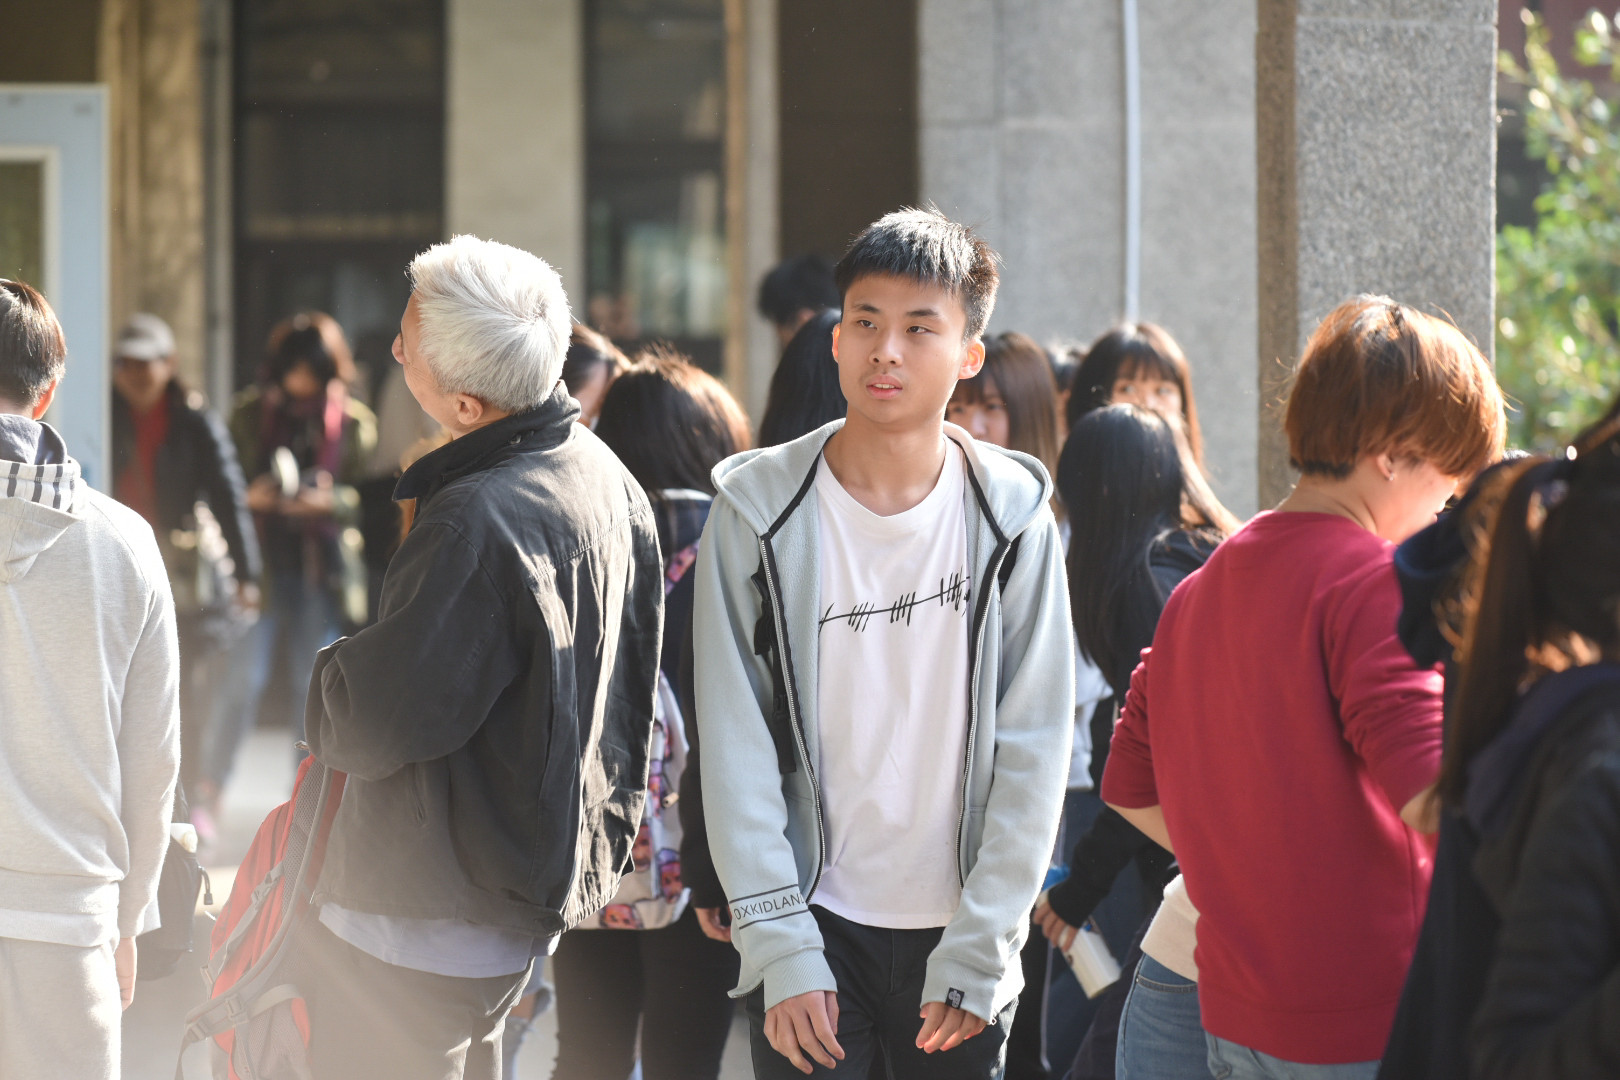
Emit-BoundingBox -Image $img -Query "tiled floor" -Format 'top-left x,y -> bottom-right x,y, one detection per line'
122,726 -> 753,1080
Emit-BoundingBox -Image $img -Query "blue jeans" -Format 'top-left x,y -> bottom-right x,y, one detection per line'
1116,955 -> 1207,1079
1205,1035 -> 1378,1080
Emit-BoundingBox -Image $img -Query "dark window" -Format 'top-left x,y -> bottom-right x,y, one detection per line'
233,0 -> 445,393
585,0 -> 727,372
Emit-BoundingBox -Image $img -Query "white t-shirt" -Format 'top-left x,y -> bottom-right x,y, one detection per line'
812,444 -> 972,929
1140,873 -> 1199,981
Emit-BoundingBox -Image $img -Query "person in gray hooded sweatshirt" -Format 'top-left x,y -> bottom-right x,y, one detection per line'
693,209 -> 1075,1078
0,279 -> 180,1079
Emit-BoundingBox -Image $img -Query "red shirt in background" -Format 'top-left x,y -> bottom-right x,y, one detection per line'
1101,511 -> 1441,1065
115,392 -> 171,528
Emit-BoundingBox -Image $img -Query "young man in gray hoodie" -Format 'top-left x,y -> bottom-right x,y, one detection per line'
693,209 -> 1075,1078
0,280 -> 180,1079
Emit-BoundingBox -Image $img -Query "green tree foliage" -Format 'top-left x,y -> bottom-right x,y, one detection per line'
1498,10 -> 1620,449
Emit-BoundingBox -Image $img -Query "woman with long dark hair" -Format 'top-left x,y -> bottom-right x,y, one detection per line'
1387,396 -> 1620,1080
758,307 -> 845,447
547,348 -> 749,1080
1035,405 -> 1236,1078
948,331 -> 1063,485
1065,323 -> 1204,466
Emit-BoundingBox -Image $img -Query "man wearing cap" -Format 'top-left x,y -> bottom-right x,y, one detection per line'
111,312 -> 260,839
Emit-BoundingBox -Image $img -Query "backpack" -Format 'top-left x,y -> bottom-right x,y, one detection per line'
176,755 -> 345,1080
574,670 -> 690,931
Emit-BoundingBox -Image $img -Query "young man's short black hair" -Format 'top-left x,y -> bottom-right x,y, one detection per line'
834,207 -> 1000,341
0,280 -> 67,408
756,254 -> 840,327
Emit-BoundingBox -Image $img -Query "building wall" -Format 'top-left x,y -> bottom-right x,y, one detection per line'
445,0 -> 585,311
919,0 -> 1260,514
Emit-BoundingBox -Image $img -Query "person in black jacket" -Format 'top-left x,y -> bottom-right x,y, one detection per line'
544,349 -> 750,1080
1037,404 -> 1237,1080
289,236 -> 662,1080
1392,393 -> 1620,1080
109,313 -> 260,817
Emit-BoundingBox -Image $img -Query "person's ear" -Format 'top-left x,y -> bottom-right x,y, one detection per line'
958,338 -> 986,380
830,322 -> 841,362
455,393 -> 485,429
31,378 -> 60,421
1376,451 -> 1398,483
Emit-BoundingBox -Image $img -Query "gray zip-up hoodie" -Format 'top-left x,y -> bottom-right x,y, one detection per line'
693,420 -> 1075,1021
0,415 -> 179,945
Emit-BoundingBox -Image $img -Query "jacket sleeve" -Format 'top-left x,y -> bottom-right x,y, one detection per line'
1328,562 -> 1444,812
1101,652 -> 1160,809
1045,807 -> 1153,928
1471,757 -> 1620,1080
676,629 -> 727,908
116,571 -> 181,938
198,405 -> 263,583
922,512 -> 1075,1021
305,519 -> 523,780
692,499 -> 836,1009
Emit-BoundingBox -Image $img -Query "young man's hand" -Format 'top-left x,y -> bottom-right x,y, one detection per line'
764,990 -> 843,1074
114,937 -> 137,1010
916,1000 -> 986,1053
695,907 -> 732,942
1033,896 -> 1078,952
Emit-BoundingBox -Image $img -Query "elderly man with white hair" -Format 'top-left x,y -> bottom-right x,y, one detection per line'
285,235 -> 663,1080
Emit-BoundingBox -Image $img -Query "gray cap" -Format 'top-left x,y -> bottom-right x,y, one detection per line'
114,312 -> 176,362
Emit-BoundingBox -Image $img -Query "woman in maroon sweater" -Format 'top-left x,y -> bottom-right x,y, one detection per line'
1101,296 -> 1505,1078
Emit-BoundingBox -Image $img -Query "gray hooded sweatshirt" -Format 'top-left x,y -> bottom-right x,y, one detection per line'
0,414 -> 179,946
693,421 -> 1075,1021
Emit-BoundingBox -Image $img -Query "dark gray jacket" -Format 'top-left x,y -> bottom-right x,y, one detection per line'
306,385 -> 663,936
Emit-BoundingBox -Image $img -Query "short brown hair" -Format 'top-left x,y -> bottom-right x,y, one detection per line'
1285,296 -> 1505,479
0,280 -> 66,408
593,346 -> 751,495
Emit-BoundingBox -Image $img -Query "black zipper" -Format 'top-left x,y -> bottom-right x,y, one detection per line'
759,534 -> 828,898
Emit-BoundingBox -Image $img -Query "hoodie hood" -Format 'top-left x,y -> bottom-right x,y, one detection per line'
710,419 -> 1053,540
0,415 -> 83,583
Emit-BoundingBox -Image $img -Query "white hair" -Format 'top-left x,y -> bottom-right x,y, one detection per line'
408,235 -> 572,412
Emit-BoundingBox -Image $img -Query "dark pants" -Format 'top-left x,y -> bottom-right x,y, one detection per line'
283,916 -> 530,1080
549,906 -> 738,1080
747,906 -> 1014,1080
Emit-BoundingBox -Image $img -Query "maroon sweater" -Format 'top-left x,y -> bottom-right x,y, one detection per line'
1102,512 -> 1441,1064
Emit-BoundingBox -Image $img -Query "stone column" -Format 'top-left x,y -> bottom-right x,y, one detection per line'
1255,0 -> 1498,506
919,0 -> 1260,515
446,0 -> 584,309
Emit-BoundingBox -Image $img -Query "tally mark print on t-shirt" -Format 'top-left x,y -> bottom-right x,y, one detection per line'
819,570 -> 973,633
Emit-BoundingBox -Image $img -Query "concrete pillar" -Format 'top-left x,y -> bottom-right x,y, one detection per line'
725,0 -> 780,420
446,0 -> 584,311
919,0 -> 1260,515
100,0 -> 208,390
1255,0 -> 1498,506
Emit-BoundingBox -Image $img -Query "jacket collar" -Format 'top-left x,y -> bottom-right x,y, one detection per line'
709,419 -> 1052,542
394,382 -> 580,502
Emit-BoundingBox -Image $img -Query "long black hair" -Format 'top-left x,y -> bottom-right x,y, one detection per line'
1059,404 -> 1230,695
1438,392 -> 1620,805
758,308 -> 846,447
593,346 -> 751,496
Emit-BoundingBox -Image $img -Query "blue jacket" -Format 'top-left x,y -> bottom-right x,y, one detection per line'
692,420 -> 1075,1020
